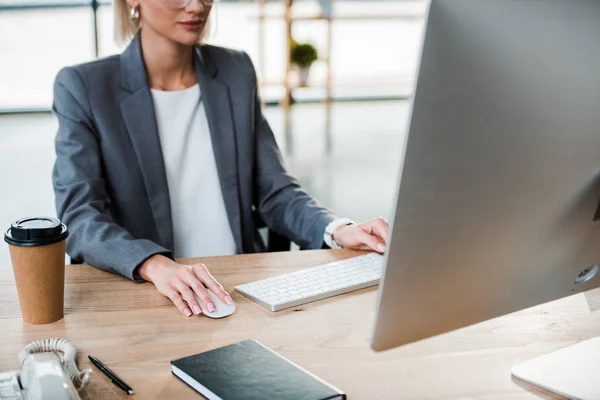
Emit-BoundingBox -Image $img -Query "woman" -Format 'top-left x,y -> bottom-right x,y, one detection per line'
52,0 -> 388,317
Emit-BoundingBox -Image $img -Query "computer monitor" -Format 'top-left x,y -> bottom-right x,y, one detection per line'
372,0 -> 600,352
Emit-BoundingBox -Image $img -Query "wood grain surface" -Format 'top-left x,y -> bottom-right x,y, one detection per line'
1,249 -> 598,399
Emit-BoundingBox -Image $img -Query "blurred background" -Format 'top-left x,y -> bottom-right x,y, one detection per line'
0,0 -> 427,267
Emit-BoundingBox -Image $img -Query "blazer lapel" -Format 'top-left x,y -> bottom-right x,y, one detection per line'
119,34 -> 174,250
194,48 -> 244,252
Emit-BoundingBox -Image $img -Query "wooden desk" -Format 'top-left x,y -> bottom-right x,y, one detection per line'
1,249 -> 599,399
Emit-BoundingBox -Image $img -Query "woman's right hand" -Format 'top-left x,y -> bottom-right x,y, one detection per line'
137,255 -> 233,317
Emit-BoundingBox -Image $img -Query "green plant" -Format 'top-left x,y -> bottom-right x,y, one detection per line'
290,41 -> 318,69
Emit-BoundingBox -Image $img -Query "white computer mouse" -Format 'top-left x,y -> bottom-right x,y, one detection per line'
195,290 -> 236,318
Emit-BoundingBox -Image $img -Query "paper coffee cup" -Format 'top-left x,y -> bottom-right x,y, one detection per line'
4,217 -> 69,324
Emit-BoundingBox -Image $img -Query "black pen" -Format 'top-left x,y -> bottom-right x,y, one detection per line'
88,355 -> 135,395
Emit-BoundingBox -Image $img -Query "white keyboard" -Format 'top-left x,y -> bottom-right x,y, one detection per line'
235,253 -> 384,311
0,372 -> 22,400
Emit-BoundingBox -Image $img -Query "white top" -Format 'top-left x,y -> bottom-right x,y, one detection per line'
151,84 -> 237,259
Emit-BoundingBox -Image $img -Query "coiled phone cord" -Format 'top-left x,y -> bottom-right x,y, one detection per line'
18,338 -> 92,391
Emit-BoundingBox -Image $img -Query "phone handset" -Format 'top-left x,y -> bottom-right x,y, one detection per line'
17,338 -> 92,400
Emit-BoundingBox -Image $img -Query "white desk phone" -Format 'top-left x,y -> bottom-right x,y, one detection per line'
0,338 -> 91,400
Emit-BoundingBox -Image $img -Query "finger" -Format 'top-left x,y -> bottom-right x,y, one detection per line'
192,264 -> 233,305
351,243 -> 377,251
182,272 -> 217,313
370,217 -> 389,243
185,270 -> 216,313
175,280 -> 203,315
356,229 -> 386,253
165,289 -> 192,317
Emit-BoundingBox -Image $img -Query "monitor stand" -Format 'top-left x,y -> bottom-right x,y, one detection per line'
511,337 -> 600,399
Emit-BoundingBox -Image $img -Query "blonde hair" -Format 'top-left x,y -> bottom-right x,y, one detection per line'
114,0 -> 212,47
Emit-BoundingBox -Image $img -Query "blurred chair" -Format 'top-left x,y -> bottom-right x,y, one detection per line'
254,211 -> 292,253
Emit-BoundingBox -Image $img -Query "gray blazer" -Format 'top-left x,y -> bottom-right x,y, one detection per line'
52,34 -> 336,281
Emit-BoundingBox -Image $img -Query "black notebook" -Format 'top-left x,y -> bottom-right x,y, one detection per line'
171,339 -> 346,400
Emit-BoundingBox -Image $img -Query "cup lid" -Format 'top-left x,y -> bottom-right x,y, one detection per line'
4,217 -> 69,247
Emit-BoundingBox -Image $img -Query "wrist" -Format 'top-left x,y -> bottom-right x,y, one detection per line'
331,225 -> 345,242
138,254 -> 169,282
324,218 -> 355,249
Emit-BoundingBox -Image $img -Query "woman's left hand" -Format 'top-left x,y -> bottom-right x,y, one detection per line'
332,217 -> 389,253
